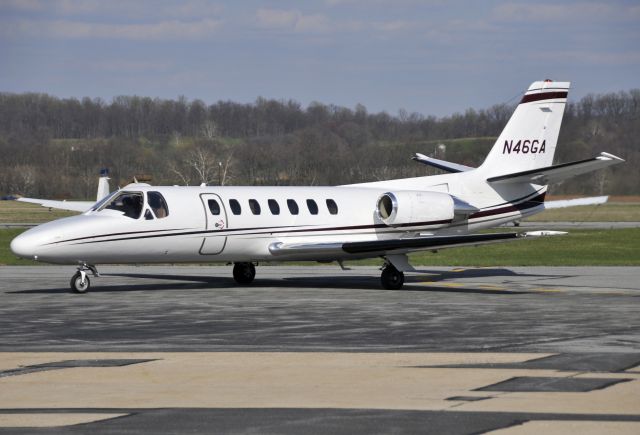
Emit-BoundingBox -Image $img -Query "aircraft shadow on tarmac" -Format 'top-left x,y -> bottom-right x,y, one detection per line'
6,268 -> 567,295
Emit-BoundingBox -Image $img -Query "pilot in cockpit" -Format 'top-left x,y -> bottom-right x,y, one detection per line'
122,195 -> 142,219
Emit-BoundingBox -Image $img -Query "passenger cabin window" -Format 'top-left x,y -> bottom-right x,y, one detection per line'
148,191 -> 169,219
306,199 -> 319,215
100,191 -> 143,219
249,199 -> 261,215
268,199 -> 280,215
287,199 -> 299,215
229,199 -> 241,215
326,199 -> 338,215
144,209 -> 154,220
208,199 -> 221,215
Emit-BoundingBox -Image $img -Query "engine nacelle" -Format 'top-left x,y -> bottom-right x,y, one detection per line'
376,191 -> 455,226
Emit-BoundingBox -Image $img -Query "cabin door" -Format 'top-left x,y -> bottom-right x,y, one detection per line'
199,193 -> 228,255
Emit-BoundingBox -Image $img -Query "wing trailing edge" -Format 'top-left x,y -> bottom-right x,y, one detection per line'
269,231 -> 564,258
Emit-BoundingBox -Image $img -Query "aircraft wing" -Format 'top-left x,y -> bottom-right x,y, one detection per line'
14,168 -> 111,213
544,195 -> 608,209
17,198 -> 94,212
487,152 -> 624,185
269,231 -> 564,258
412,153 -> 474,173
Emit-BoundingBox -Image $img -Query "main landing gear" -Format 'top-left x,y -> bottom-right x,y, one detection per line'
233,262 -> 256,285
70,264 -> 100,293
380,263 -> 404,290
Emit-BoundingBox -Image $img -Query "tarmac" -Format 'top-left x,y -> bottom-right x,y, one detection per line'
0,265 -> 639,434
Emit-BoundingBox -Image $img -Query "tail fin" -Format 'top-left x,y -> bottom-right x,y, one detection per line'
96,168 -> 110,201
478,80 -> 570,178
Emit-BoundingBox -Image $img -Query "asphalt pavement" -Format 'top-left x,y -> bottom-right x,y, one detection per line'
0,265 -> 638,434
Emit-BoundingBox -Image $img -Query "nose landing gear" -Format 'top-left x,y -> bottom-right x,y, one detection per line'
70,264 -> 100,293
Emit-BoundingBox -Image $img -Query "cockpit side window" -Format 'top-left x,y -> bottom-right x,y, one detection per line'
100,192 -> 144,219
148,191 -> 169,219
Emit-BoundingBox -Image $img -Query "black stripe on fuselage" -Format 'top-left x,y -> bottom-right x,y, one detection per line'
56,193 -> 546,246
477,187 -> 545,210
469,192 -> 545,219
45,224 -> 312,246
45,228 -> 191,245
66,221 -> 450,246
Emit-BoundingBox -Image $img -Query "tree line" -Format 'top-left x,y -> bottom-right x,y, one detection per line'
0,88 -> 638,199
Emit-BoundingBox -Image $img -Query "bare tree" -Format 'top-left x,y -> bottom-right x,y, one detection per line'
11,165 -> 37,195
168,146 -> 234,186
218,151 -> 234,186
188,147 -> 217,184
201,119 -> 217,139
168,161 -> 192,186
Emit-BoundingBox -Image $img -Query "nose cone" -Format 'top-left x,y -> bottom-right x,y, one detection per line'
10,231 -> 38,259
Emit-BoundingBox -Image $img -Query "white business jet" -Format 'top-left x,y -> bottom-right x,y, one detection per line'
10,81 -> 624,292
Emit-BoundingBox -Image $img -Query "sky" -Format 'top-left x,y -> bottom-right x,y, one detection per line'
1,0 -> 639,116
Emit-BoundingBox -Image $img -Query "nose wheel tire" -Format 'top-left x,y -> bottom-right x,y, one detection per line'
233,262 -> 256,285
381,265 -> 404,290
70,272 -> 90,293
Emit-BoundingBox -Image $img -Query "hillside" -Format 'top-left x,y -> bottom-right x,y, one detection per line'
0,90 -> 637,198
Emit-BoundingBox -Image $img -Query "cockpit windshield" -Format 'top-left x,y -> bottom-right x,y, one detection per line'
97,191 -> 144,219
91,191 -> 118,211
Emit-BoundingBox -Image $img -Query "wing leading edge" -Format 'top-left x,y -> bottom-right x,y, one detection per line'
412,153 -> 474,173
16,198 -> 95,212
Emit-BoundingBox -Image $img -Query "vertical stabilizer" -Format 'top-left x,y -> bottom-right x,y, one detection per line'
479,80 -> 570,178
97,168 -> 110,201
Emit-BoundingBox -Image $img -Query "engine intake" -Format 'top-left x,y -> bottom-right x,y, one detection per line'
376,191 -> 456,226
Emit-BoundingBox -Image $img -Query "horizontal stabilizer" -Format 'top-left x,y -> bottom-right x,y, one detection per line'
487,152 -> 624,185
412,153 -> 474,173
269,231 -> 564,258
17,198 -> 94,212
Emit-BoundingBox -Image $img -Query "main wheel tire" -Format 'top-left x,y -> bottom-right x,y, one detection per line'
381,265 -> 404,290
70,272 -> 90,293
233,262 -> 256,285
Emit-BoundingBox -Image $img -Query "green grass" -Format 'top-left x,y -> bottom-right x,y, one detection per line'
525,203 -> 640,222
0,229 -> 39,265
0,201 -> 78,224
2,228 -> 639,267
405,228 -> 640,266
